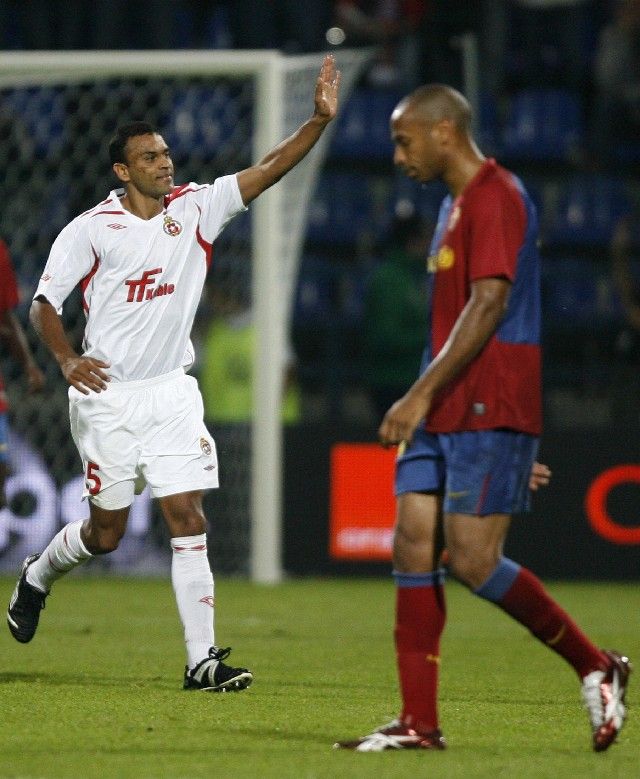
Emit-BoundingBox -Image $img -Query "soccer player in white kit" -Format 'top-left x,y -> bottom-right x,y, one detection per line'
7,55 -> 341,692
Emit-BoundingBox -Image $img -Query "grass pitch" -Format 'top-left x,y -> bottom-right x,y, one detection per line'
0,576 -> 637,778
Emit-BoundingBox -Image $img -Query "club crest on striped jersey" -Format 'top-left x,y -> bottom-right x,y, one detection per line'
163,214 -> 182,236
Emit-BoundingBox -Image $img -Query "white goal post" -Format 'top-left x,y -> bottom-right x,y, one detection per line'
0,48 -> 372,583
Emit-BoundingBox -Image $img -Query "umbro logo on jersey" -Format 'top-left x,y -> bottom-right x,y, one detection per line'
107,223 -> 127,230
124,267 -> 175,303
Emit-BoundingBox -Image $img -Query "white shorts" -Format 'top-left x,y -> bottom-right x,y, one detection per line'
69,369 -> 218,510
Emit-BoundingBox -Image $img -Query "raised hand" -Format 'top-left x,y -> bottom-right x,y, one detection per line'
314,54 -> 341,123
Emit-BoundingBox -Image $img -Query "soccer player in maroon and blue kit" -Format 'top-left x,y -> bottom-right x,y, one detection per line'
336,85 -> 631,753
0,239 -> 45,508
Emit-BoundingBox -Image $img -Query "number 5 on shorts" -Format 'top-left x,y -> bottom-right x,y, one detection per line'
86,462 -> 102,495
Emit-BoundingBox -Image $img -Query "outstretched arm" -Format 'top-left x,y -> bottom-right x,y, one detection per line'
0,309 -> 45,393
236,54 -> 341,205
30,296 -> 110,394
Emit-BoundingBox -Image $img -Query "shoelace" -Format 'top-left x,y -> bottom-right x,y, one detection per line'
209,646 -> 231,662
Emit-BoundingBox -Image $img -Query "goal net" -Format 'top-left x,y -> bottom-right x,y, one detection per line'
0,49 -> 371,582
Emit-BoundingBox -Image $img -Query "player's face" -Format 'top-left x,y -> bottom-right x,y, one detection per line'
390,108 -> 443,183
117,133 -> 174,197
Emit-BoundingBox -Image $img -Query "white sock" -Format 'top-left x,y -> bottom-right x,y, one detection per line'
26,520 -> 93,593
171,533 -> 215,669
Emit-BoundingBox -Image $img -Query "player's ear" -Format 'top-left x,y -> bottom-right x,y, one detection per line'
113,162 -> 130,183
432,118 -> 455,147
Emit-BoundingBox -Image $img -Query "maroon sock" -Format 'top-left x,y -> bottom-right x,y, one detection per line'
500,567 -> 608,678
394,572 -> 446,732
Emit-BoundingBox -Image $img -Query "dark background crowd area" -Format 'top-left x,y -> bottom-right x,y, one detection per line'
2,0 -> 640,431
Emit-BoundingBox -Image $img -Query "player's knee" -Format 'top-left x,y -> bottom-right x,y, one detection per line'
160,493 -> 207,536
448,548 -> 497,589
392,530 -> 438,572
170,511 -> 206,537
96,527 -> 124,553
82,522 -> 125,554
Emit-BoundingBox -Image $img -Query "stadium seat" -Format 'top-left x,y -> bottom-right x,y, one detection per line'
391,175 -> 448,227
164,84 -> 249,161
542,256 -> 623,330
338,265 -> 368,326
306,172 -> 390,245
292,255 -> 337,325
501,89 -> 584,162
476,90 -> 500,156
3,87 -> 66,158
544,175 -> 630,246
329,88 -> 402,160
612,143 -> 640,165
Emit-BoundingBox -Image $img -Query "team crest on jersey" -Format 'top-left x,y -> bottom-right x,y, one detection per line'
200,437 -> 212,456
447,205 -> 461,232
427,246 -> 455,272
163,214 -> 182,236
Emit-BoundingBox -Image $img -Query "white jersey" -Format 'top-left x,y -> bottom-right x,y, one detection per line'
34,175 -> 247,382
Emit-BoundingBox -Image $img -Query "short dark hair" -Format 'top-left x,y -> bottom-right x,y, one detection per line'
109,121 -> 158,165
398,84 -> 473,134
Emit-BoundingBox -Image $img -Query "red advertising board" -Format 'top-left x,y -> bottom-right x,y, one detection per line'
329,443 -> 397,560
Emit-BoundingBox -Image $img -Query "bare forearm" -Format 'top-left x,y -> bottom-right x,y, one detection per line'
377,284 -> 508,446
237,116 -> 329,204
31,296 -> 109,393
237,54 -> 340,205
29,297 -> 78,367
0,311 -> 37,368
411,295 -> 505,404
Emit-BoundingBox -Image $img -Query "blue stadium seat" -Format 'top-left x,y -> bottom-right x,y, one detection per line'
3,87 -> 66,158
391,175 -> 448,226
612,143 -> 640,165
338,265 -> 368,326
292,255 -> 337,324
544,175 -> 630,246
501,89 -> 583,162
542,257 -> 624,329
329,88 -> 402,160
477,91 -> 500,156
306,172 -> 390,245
164,85 -> 249,160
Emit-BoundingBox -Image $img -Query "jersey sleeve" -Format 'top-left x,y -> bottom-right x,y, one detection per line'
466,184 -> 526,283
196,175 -> 248,243
0,239 -> 20,312
33,218 -> 96,313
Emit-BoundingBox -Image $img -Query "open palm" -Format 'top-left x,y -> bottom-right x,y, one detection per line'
314,54 -> 341,121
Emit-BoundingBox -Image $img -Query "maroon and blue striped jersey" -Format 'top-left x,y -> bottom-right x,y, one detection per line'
421,158 -> 542,434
